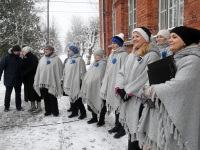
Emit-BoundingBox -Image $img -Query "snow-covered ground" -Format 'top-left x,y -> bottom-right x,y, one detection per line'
0,78 -> 128,150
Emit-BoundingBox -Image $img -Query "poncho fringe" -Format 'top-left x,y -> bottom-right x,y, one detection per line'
34,84 -> 61,98
138,97 -> 188,150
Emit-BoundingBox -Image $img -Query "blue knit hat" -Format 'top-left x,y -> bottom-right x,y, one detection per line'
111,33 -> 124,46
68,45 -> 79,54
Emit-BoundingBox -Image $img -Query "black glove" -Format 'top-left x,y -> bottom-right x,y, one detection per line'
118,89 -> 126,100
118,89 -> 131,102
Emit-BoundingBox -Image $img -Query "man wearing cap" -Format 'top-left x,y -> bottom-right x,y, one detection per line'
34,44 -> 63,117
0,45 -> 23,112
62,45 -> 87,119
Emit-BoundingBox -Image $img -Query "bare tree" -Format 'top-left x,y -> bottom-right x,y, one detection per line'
65,16 -> 99,65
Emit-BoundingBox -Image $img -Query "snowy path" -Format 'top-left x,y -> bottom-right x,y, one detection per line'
0,79 -> 128,150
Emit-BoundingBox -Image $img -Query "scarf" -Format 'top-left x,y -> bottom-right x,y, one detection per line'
34,53 -> 63,97
63,54 -> 86,102
115,42 -> 160,141
138,45 -> 200,150
79,58 -> 107,114
100,46 -> 128,113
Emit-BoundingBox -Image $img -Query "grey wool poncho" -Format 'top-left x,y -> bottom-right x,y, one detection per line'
34,53 -> 63,97
100,46 -> 128,113
79,58 -> 107,114
138,45 -> 200,150
63,54 -> 86,102
115,42 -> 160,142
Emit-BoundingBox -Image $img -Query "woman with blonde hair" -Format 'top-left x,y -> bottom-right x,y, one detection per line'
115,27 -> 160,149
156,29 -> 172,58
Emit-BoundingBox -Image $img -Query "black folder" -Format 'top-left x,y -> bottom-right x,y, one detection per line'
147,55 -> 176,85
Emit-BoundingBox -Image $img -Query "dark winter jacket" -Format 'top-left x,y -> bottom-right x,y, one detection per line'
0,53 -> 22,87
21,52 -> 41,102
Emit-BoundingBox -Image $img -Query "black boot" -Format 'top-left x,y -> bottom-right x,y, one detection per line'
67,102 -> 73,112
108,112 -> 120,133
97,105 -> 107,127
108,125 -> 120,133
87,112 -> 98,124
114,125 -> 126,139
76,98 -> 86,119
128,136 -> 141,150
68,102 -> 78,118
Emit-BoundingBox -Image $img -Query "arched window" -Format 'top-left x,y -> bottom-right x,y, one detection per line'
159,0 -> 184,30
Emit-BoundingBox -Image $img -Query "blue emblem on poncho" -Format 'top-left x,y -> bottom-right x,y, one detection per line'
161,50 -> 167,58
137,56 -> 143,63
112,58 -> 117,64
94,62 -> 99,67
46,60 -> 51,65
71,59 -> 76,64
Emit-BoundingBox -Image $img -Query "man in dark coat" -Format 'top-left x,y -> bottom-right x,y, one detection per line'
21,46 -> 42,113
0,45 -> 23,112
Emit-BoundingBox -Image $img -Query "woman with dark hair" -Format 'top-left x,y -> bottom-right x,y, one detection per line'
139,26 -> 200,150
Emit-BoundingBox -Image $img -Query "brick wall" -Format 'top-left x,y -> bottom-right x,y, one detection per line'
184,0 -> 200,30
100,0 -> 200,56
136,0 -> 159,35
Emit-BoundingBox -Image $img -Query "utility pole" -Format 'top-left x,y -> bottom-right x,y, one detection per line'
47,0 -> 50,44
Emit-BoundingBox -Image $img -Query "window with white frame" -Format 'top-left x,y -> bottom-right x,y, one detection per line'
128,0 -> 136,39
112,0 -> 116,36
159,0 -> 184,30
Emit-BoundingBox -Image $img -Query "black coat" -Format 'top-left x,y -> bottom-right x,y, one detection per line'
21,52 -> 41,102
0,53 -> 22,87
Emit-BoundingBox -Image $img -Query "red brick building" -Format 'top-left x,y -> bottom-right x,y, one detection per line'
99,0 -> 200,55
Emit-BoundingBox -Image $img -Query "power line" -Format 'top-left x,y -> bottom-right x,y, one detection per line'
50,1 -> 98,4
48,11 -> 98,13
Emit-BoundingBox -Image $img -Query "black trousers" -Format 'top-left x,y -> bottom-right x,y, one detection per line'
4,86 -> 21,109
41,88 -> 59,115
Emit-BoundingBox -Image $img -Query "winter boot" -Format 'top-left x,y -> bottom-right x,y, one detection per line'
97,105 -> 107,127
67,102 -> 73,112
4,107 -> 9,112
108,112 -> 120,133
128,135 -> 141,150
28,101 -> 36,112
114,125 -> 126,139
76,98 -> 87,120
87,111 -> 98,124
33,102 -> 42,113
68,102 -> 78,118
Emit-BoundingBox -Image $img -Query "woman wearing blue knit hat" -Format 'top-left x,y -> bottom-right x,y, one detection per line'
63,45 -> 87,119
100,33 -> 128,138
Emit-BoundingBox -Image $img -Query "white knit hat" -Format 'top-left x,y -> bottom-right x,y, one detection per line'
22,46 -> 33,53
116,33 -> 124,40
157,29 -> 170,39
133,27 -> 153,42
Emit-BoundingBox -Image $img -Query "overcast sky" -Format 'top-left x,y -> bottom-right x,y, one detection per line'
39,0 -> 99,50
